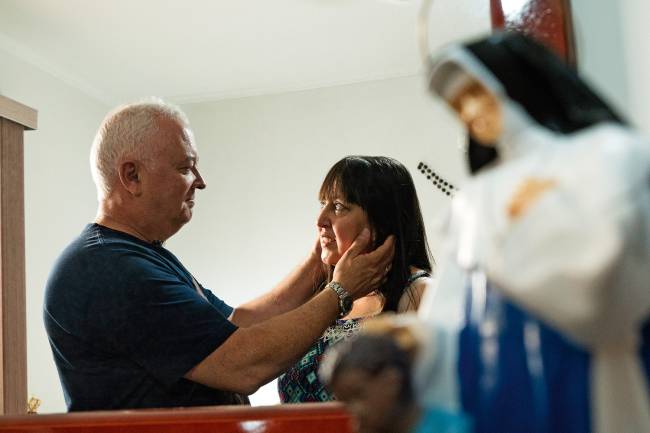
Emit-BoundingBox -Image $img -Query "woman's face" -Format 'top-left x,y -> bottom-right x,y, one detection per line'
317,195 -> 370,266
449,79 -> 502,145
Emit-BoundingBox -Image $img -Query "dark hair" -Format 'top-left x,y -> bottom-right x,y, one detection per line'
319,156 -> 433,311
319,333 -> 414,403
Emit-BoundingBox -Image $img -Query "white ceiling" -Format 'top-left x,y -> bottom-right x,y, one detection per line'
0,0 -> 490,106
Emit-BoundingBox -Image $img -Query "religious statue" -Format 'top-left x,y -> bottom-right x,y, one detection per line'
415,32 -> 650,433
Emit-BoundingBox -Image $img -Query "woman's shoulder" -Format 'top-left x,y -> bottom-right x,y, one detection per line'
406,269 -> 432,285
397,268 -> 435,313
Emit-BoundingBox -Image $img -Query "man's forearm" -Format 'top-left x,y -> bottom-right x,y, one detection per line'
186,287 -> 340,394
230,253 -> 326,327
188,231 -> 394,394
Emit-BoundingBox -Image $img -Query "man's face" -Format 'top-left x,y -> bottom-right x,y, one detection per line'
139,117 -> 206,239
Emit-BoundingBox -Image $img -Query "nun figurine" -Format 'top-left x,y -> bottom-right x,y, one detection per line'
418,32 -> 650,433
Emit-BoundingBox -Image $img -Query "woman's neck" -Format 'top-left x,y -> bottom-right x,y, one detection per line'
333,266 -> 427,320
342,292 -> 384,320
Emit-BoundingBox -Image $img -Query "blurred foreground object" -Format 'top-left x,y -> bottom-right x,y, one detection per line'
418,32 -> 650,433
321,317 -> 471,433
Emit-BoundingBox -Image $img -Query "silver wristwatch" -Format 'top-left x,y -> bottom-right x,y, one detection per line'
326,281 -> 353,318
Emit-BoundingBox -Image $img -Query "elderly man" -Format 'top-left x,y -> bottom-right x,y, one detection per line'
44,100 -> 394,411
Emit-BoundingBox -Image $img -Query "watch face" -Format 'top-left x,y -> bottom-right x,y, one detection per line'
342,296 -> 353,313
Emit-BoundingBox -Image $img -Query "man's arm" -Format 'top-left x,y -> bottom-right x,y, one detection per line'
186,288 -> 339,394
185,229 -> 394,394
229,237 -> 326,327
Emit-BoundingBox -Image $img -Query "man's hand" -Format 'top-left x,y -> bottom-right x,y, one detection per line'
332,229 -> 395,300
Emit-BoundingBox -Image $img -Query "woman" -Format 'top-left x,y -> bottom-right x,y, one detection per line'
419,32 -> 650,433
278,155 -> 434,403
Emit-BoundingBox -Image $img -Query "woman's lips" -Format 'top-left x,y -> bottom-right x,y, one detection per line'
320,235 -> 335,247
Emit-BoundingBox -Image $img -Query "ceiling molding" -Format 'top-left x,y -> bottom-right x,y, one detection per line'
169,70 -> 424,105
0,0 -> 490,109
0,29 -> 423,108
0,32 -> 113,107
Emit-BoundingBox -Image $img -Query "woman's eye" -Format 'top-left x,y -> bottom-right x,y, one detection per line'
334,203 -> 345,212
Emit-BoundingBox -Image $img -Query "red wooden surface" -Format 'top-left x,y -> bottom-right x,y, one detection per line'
0,403 -> 355,433
490,0 -> 576,65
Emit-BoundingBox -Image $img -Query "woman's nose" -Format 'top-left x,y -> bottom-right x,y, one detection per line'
316,207 -> 331,228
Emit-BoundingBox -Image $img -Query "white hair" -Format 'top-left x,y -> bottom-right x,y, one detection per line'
90,97 -> 191,200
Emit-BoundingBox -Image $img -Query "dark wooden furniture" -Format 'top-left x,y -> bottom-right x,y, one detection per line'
0,403 -> 354,433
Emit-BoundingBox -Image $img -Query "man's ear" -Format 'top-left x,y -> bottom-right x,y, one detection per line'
118,161 -> 142,196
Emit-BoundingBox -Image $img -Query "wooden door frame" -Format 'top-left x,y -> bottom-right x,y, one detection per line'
0,95 -> 37,415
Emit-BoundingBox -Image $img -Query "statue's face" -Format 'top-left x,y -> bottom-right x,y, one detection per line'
449,79 -> 502,145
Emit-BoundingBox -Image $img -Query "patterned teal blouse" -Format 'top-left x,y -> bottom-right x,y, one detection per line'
278,316 -> 363,402
277,271 -> 430,403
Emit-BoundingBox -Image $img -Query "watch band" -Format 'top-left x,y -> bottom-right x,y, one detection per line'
326,281 -> 353,317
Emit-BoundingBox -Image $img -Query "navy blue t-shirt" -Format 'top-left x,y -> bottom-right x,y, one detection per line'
44,224 -> 242,411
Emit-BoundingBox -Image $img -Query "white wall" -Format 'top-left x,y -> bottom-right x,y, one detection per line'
618,0 -> 650,133
0,47 -> 108,413
572,0 -> 650,134
173,76 -> 469,405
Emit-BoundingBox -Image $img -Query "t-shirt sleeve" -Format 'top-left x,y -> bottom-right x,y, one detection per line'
90,251 -> 237,387
201,287 -> 234,318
